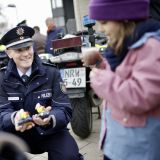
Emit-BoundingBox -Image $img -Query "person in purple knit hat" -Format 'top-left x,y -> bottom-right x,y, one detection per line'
81,0 -> 160,160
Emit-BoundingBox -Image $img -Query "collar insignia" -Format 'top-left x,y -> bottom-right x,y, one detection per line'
16,27 -> 24,36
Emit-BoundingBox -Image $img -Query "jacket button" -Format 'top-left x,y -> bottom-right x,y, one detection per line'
40,132 -> 44,135
36,82 -> 39,85
122,117 -> 128,123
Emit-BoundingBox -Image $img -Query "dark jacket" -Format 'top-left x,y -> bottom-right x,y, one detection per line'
0,54 -> 72,136
32,32 -> 46,54
45,28 -> 64,55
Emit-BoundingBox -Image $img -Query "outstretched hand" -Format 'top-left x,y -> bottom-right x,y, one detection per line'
32,106 -> 52,126
14,109 -> 35,132
81,47 -> 103,67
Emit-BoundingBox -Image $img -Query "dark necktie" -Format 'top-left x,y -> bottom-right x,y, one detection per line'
21,75 -> 29,84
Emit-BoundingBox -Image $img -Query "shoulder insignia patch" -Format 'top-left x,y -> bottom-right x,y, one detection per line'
60,82 -> 67,94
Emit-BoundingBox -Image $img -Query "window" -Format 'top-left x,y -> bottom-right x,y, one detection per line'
56,0 -> 63,8
51,0 -> 63,8
51,0 -> 56,9
54,16 -> 65,27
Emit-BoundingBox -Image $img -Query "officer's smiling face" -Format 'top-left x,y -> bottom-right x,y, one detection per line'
6,45 -> 34,73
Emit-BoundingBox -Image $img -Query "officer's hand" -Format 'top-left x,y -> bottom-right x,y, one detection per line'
14,109 -> 35,132
81,47 -> 103,67
32,106 -> 52,126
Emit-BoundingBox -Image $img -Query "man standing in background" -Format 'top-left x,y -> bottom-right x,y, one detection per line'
33,26 -> 46,54
45,17 -> 64,55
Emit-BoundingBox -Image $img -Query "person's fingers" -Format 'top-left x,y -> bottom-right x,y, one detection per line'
15,125 -> 23,131
14,109 -> 25,131
33,116 -> 44,125
81,47 -> 101,66
25,124 -> 35,130
33,115 -> 51,126
81,51 -> 92,65
20,122 -> 35,132
33,105 -> 51,126
43,116 -> 51,124
32,115 -> 42,123
20,126 -> 26,132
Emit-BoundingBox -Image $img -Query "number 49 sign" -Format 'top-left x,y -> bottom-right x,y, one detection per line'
60,67 -> 86,88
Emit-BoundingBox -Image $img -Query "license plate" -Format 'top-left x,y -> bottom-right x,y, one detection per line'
60,67 -> 86,88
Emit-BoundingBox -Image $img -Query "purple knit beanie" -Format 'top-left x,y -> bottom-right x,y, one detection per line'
89,0 -> 149,20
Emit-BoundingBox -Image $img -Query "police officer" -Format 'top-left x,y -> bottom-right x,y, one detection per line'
0,25 -> 83,160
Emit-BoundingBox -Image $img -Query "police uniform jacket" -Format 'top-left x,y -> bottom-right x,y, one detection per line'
0,54 -> 72,135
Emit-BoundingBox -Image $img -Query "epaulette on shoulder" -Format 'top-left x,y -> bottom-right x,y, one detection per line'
42,62 -> 56,67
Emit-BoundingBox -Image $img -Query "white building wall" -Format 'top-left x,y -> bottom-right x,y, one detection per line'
73,0 -> 89,31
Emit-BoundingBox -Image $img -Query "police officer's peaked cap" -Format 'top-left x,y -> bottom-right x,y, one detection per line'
1,26 -> 35,49
17,20 -> 27,27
